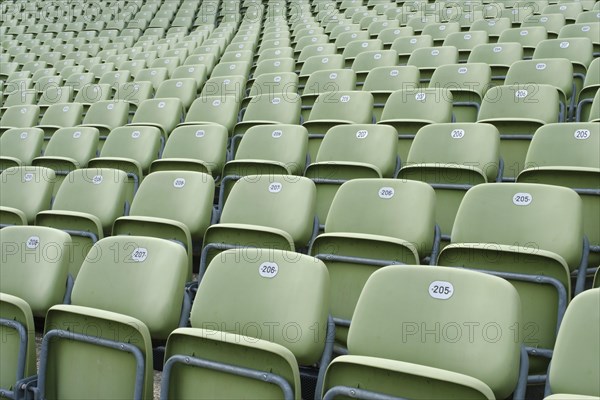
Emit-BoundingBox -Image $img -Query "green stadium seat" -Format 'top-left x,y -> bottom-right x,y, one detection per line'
363,65 -> 420,121
576,57 -> 600,121
391,34 -> 434,65
321,265 -> 526,400
162,248 -> 333,400
180,95 -> 241,134
309,179 -> 437,348
35,102 -> 84,140
443,30 -> 489,62
0,166 -> 55,226
521,13 -> 566,39
0,105 -> 40,134
437,182 -> 586,375
0,128 -> 44,170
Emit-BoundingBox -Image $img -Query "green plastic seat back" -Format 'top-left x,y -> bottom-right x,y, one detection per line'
405,123 -> 500,182
0,127 -> 44,165
0,226 -> 71,317
171,64 -> 207,88
351,50 -> 398,72
151,56 -> 182,76
131,98 -> 184,136
582,57 -> 600,88
560,22 -> 599,44
429,63 -> 492,98
248,72 -> 298,97
342,39 -> 384,60
467,42 -> 524,66
185,95 -> 240,132
532,38 -> 593,68
407,46 -> 459,69
211,61 -> 251,79
345,265 -> 522,399
326,179 -> 435,255
99,126 -> 162,171
234,124 -> 308,174
38,102 -> 83,128
41,127 -> 99,167
297,45 -> 339,65
451,183 -> 583,269
381,88 -> 454,122
64,72 -> 95,90
544,2 -> 583,20
220,175 -> 317,246
221,50 -> 254,64
0,166 -> 56,224
135,67 -> 169,90
159,124 -> 228,172
71,236 -> 187,339
506,58 -> 573,100
81,100 -> 129,131
43,304 -> 153,400
443,31 -> 489,51
129,170 -> 215,239
377,26 -> 415,46
192,248 -> 330,366
253,57 -> 296,77
256,47 -> 294,63
363,65 -> 420,91
523,123 -> 600,169
303,69 -> 357,95
0,293 -> 36,390
200,75 -> 246,99
548,288 -> 600,397
478,84 -> 560,123
241,93 -> 301,124
335,30 -> 370,49
422,22 -> 461,41
498,26 -> 548,48
590,90 -> 600,121
390,34 -> 433,55
307,91 -> 374,123
0,105 -> 40,129
51,168 -> 129,230
3,90 -> 37,109
521,14 -> 566,36
73,84 -> 113,105
315,124 -> 398,177
155,78 -> 198,109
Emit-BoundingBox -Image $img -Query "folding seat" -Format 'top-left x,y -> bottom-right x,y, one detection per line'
31,67 -> 58,83
0,225 -> 72,317
0,164 -> 55,226
421,21 -> 461,46
0,293 -> 36,399
154,78 -> 198,112
210,61 -> 252,80
574,57 -> 600,121
407,46 -> 459,83
298,53 -> 344,89
363,65 -> 420,121
220,50 -> 254,66
20,60 -> 46,75
468,42 -> 524,85
329,23 -> 361,41
437,182 -> 586,375
543,2 -> 583,23
241,71 -> 299,109
376,26 -> 414,49
128,98 -> 184,145
341,38 -> 384,68
112,171 -> 215,279
443,30 -> 489,62
576,10 -> 600,23
589,89 -> 600,122
303,91 -> 374,161
20,235 -> 188,400
0,62 -> 19,80
470,17 -> 512,42
181,95 -> 241,134
233,93 -> 302,141
505,58 -> 573,121
200,175 -> 317,272
321,265 -> 527,399
398,123 -> 500,243
521,13 -> 566,38
477,84 -> 560,179
301,69 -> 357,119
162,247 -> 332,399
498,26 -> 548,59
518,122 -> 600,270
1,89 -> 37,111
378,88 -> 454,164
543,288 -> 600,399
429,63 -> 492,122
559,22 -> 600,56
72,83 -> 113,111
165,48 -> 191,64
309,179 -> 437,347
390,34 -> 433,65
98,70 -> 131,90
367,19 -> 400,39
0,105 -> 40,134
35,168 -> 129,278
305,124 -> 398,228
63,72 -> 95,94
350,49 -> 397,86
134,67 -> 169,91
34,102 -> 84,140
406,14 -> 441,34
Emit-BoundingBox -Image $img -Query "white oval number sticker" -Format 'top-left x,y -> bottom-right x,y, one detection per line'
513,192 -> 532,206
269,182 -> 282,193
173,178 -> 185,188
131,247 -> 148,262
574,129 -> 590,140
26,236 -> 40,249
92,175 -> 103,185
378,187 -> 395,199
451,129 -> 465,139
356,130 -> 368,139
259,262 -> 278,278
272,130 -> 283,138
24,173 -> 34,182
429,281 -> 453,300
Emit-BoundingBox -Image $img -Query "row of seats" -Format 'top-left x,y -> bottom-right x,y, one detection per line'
1,226 -> 598,399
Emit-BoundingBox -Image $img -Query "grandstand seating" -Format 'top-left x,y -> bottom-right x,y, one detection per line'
1,0 -> 599,398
